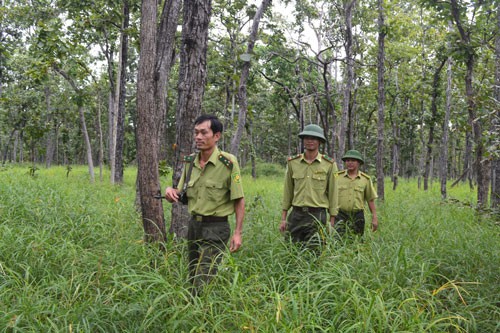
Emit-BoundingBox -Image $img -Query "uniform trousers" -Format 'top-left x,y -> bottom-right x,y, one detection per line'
187,217 -> 230,292
286,206 -> 327,245
334,209 -> 365,236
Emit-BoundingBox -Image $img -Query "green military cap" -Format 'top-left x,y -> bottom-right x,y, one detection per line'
342,150 -> 364,164
298,124 -> 326,142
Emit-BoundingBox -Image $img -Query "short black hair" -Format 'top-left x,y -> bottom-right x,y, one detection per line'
194,114 -> 223,134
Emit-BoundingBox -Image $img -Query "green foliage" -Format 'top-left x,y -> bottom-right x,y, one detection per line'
241,159 -> 285,177
158,160 -> 172,177
0,166 -> 499,331
28,165 -> 39,177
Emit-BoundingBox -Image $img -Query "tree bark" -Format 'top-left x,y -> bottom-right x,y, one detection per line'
230,0 -> 271,156
114,0 -> 130,184
44,86 -> 56,168
424,58 -> 446,191
441,53 -> 453,200
136,0 -> 166,244
376,0 -> 386,200
171,0 -> 213,238
450,0 -> 488,208
492,3 -> 500,209
339,0 -> 356,158
78,105 -> 95,182
97,89 -> 104,182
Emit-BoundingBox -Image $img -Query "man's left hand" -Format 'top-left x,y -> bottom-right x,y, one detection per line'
371,216 -> 378,232
230,233 -> 242,252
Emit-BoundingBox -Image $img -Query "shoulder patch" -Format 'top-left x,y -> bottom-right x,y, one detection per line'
336,170 -> 347,175
322,154 -> 334,163
218,153 -> 233,170
287,154 -> 302,161
360,171 -> 371,179
183,153 -> 195,162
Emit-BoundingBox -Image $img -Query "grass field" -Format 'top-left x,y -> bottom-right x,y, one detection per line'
0,164 -> 499,332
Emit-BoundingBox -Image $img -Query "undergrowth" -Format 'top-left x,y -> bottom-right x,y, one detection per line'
0,165 -> 498,332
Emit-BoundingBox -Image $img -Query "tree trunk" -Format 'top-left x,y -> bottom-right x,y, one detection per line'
77,105 -> 95,182
114,0 -> 130,184
339,0 -> 356,157
230,0 -> 271,156
376,0 -> 386,201
53,64 -> 95,182
424,58 -> 446,191
492,4 -> 500,209
108,91 -> 116,179
97,89 -> 105,182
136,0 -> 166,245
391,108 -> 400,190
441,54 -> 453,200
170,0 -> 213,238
450,0 -> 488,208
44,86 -> 56,168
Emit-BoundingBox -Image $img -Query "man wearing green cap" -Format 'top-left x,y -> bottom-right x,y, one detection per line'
280,124 -> 338,248
334,150 -> 378,237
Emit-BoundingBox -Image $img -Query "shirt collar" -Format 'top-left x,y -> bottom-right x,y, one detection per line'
300,152 -> 321,163
195,147 -> 220,167
343,170 -> 361,178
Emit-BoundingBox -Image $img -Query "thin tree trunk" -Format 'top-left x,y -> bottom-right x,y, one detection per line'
424,58 -> 446,191
441,53 -> 453,200
97,89 -> 105,182
492,3 -> 500,208
114,0 -> 130,184
230,0 -> 271,156
78,105 -> 95,182
376,0 -> 386,200
450,0 -> 488,208
44,86 -> 56,168
53,64 -> 95,182
339,0 -> 356,157
390,100 -> 400,190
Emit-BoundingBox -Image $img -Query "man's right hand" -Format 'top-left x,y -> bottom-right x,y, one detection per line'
164,187 -> 180,203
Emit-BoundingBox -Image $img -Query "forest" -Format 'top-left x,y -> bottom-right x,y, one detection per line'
1,1 -> 499,331
1,0 -> 499,211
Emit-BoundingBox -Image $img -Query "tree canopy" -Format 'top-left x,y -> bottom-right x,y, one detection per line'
0,0 -> 498,208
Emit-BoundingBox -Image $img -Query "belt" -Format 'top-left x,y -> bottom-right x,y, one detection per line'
193,215 -> 228,223
293,206 -> 325,213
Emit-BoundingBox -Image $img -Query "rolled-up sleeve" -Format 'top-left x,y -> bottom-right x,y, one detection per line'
328,163 -> 339,216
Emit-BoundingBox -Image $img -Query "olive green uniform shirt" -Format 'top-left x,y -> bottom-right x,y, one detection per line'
336,170 -> 377,212
282,153 -> 339,216
178,147 -> 244,217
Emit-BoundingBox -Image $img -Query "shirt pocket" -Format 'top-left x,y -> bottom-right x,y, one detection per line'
354,185 -> 365,194
292,172 -> 306,186
338,185 -> 349,193
311,172 -> 327,189
204,180 -> 227,202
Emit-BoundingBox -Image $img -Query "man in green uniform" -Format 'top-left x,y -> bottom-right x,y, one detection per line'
334,150 -> 378,237
164,114 -> 245,292
280,124 -> 338,248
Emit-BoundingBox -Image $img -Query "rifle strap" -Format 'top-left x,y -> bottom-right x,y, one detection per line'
182,153 -> 196,192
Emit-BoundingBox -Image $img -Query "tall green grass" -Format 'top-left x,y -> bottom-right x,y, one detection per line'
1,165 -> 498,332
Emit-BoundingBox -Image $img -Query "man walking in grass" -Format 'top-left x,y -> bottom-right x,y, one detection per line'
164,114 -> 245,294
280,124 -> 338,249
334,150 -> 378,238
